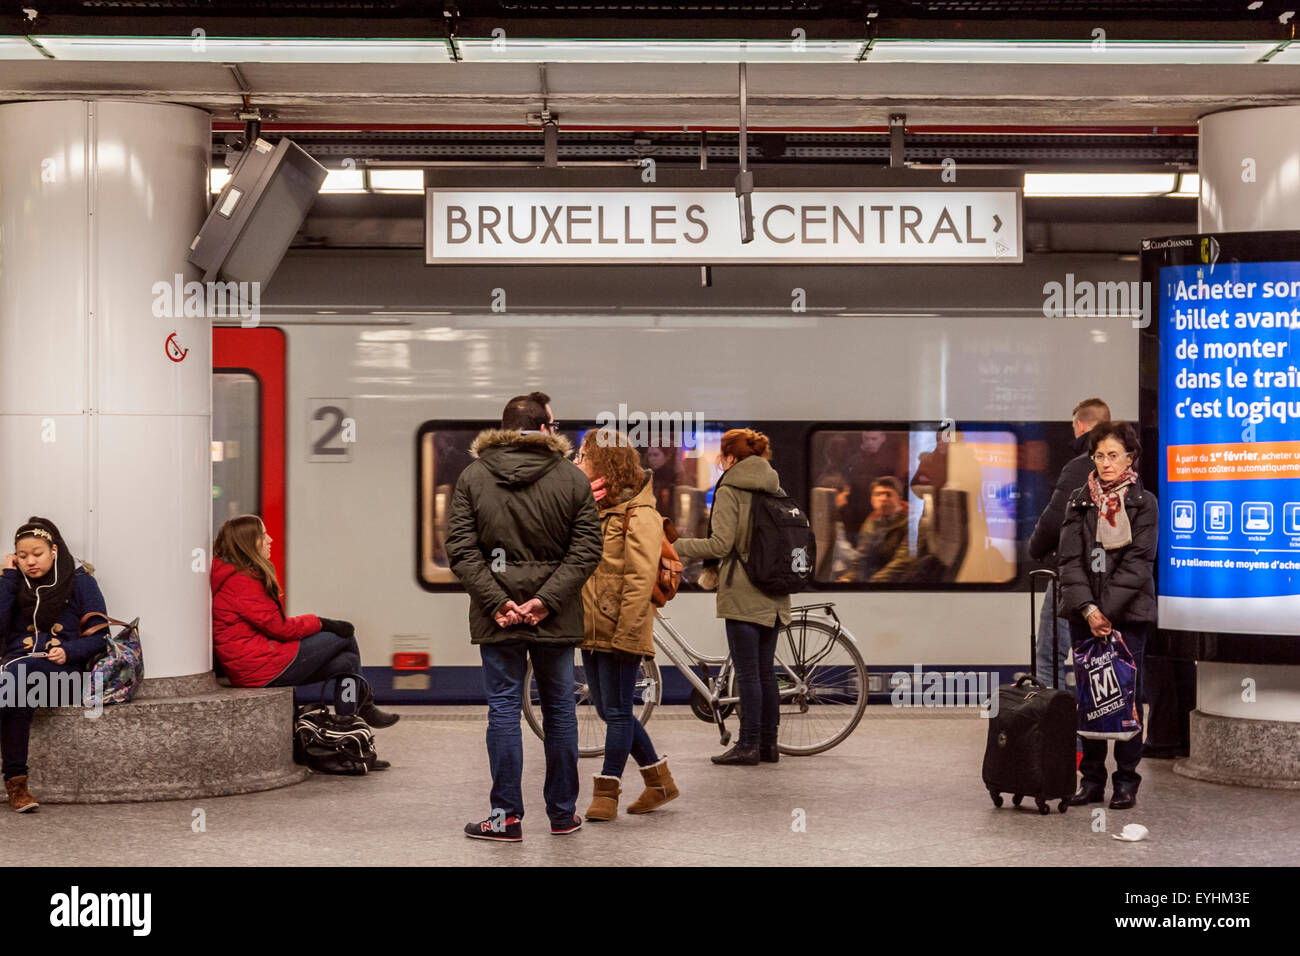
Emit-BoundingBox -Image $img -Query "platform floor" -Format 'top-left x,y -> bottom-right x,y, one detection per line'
4,707 -> 1298,867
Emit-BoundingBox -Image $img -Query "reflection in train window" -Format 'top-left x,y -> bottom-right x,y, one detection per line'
417,422 -> 734,588
809,428 -> 1018,586
212,371 -> 261,531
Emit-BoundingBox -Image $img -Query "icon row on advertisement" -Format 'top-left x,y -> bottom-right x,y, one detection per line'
1172,501 -> 1300,535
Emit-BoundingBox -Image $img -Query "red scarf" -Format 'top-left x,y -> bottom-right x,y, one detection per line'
1087,467 -> 1138,550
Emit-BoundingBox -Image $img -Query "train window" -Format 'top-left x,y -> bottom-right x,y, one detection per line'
417,421 -> 733,589
212,371 -> 261,530
810,428 -> 1018,586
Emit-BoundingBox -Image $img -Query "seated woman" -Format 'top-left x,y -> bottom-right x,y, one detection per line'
211,515 -> 398,730
0,517 -> 109,812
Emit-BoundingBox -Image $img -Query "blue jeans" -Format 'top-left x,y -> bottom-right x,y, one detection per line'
582,649 -> 659,778
480,641 -> 578,826
1071,618 -> 1148,790
267,630 -> 362,716
1035,584 -> 1074,691
726,619 -> 780,749
0,657 -> 83,779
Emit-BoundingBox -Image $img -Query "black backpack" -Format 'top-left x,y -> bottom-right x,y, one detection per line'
721,482 -> 816,596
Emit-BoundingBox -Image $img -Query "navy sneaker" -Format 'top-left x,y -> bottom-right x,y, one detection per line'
465,813 -> 522,842
550,814 -> 583,835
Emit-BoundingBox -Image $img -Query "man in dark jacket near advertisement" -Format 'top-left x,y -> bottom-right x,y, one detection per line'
447,391 -> 603,841
1028,397 -> 1110,688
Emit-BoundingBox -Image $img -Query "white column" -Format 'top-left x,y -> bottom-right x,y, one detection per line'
1196,105 -> 1300,731
0,100 -> 212,678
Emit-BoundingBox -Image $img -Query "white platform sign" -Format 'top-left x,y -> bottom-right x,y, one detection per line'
426,187 -> 1022,264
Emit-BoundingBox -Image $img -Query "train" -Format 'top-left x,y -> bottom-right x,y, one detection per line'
211,246 -> 1142,703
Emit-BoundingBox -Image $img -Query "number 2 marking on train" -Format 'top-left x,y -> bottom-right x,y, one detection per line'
309,401 -> 353,462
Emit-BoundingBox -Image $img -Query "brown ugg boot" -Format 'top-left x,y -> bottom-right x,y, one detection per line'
627,758 -> 679,814
585,775 -> 621,821
6,775 -> 38,813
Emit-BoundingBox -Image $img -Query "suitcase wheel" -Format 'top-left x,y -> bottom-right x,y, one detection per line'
1058,800 -> 1069,814
1012,794 -> 1024,807
989,791 -> 1003,808
1036,799 -> 1051,815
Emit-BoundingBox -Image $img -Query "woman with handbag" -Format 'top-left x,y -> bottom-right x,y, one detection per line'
574,429 -> 679,820
211,515 -> 399,731
1058,421 -> 1158,811
673,429 -> 791,766
0,517 -> 109,812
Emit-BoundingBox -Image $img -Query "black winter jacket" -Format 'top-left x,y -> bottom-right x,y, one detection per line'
1058,477 -> 1158,625
1028,432 -> 1094,563
446,429 -> 603,645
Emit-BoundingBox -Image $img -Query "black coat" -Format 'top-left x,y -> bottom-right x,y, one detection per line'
1028,432 -> 1094,563
446,429 -> 603,645
1058,477 -> 1158,625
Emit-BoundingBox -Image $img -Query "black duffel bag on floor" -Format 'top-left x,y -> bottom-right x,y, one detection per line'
292,674 -> 379,775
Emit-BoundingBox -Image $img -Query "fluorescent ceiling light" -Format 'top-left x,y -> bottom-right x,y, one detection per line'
0,37 -> 44,59
210,168 -> 231,194
866,38 -> 1274,65
1024,172 -> 1178,197
369,169 -> 425,194
320,169 -> 366,194
33,36 -> 451,62
1173,173 -> 1200,197
456,37 -> 864,62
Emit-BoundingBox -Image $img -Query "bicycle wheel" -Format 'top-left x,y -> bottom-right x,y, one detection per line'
773,618 -> 868,755
522,650 -> 660,758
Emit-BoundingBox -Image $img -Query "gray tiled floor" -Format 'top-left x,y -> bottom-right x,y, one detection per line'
4,707 -> 1298,866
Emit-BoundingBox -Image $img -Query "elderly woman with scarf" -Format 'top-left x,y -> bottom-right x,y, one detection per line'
0,518 -> 109,812
1057,421 -> 1159,811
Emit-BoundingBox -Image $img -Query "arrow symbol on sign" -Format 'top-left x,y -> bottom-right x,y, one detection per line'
992,214 -> 1003,233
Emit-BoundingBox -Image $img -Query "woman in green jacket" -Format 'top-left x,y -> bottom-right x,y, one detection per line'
674,429 -> 791,766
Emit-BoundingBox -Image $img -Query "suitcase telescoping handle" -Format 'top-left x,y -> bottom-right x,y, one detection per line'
1028,569 -> 1060,688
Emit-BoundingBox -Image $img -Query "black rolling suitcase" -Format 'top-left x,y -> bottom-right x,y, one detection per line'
982,569 -> 1076,815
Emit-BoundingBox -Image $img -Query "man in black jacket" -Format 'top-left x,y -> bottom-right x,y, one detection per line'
447,391 -> 603,841
1028,398 -> 1110,688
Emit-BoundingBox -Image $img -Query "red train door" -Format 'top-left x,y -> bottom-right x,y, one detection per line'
213,328 -> 287,584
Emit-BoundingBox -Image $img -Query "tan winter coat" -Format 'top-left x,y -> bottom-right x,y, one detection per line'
581,472 -> 663,658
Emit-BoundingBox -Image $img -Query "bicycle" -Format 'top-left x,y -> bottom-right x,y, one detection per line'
522,602 -> 868,757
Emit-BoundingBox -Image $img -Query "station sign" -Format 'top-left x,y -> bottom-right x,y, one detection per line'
425,186 -> 1022,265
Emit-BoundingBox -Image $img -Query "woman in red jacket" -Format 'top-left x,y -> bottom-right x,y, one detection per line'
211,515 -> 397,728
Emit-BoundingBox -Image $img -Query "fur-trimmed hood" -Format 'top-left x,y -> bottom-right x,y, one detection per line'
469,428 -> 574,487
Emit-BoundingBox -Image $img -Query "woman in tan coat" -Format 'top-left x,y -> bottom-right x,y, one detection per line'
674,429 -> 791,766
575,429 -> 679,821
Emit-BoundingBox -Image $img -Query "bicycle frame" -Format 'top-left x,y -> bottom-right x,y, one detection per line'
652,605 -> 850,708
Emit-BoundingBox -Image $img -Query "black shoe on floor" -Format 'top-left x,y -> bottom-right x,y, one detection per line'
1109,786 -> 1138,810
367,756 -> 391,771
464,814 -> 522,842
760,744 -> 780,763
712,745 -> 760,766
550,814 -> 583,835
1141,743 -> 1187,760
1069,783 -> 1105,806
359,703 -> 401,729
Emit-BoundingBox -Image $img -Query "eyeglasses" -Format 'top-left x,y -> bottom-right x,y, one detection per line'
544,421 -> 559,433
1092,452 -> 1132,464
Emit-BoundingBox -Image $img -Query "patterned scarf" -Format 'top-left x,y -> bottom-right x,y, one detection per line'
1088,467 -> 1138,550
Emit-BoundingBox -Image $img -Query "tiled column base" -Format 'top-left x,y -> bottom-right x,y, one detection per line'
27,672 -> 307,803
1174,709 -> 1300,790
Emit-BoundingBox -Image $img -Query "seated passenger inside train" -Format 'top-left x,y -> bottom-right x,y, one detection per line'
0,517 -> 110,813
838,477 -> 913,584
210,515 -> 398,729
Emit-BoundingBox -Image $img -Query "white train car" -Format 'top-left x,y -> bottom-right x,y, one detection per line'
212,248 -> 1141,702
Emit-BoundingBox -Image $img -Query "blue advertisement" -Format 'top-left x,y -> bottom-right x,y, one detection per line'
1158,259 -> 1300,606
